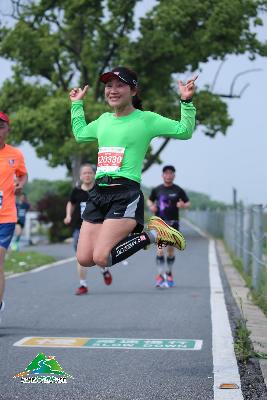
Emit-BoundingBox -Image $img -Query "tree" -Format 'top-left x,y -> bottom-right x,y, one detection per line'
37,192 -> 71,242
0,0 -> 266,179
24,178 -> 72,206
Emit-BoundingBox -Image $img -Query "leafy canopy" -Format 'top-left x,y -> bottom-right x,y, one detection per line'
0,0 -> 266,174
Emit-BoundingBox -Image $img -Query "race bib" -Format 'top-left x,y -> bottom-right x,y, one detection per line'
18,209 -> 26,218
97,147 -> 125,173
80,202 -> 86,218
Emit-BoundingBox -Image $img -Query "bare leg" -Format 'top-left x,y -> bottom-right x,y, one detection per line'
167,246 -> 175,258
93,219 -> 137,267
157,246 -> 164,257
75,261 -> 89,294
76,221 -> 102,267
15,224 -> 22,238
77,262 -> 87,281
155,245 -> 165,276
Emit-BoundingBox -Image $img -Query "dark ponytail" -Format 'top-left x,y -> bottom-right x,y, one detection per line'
122,67 -> 143,110
132,93 -> 143,110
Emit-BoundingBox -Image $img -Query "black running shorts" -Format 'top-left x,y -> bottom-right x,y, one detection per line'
82,178 -> 144,233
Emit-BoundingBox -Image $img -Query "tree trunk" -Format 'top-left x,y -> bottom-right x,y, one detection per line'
71,154 -> 83,186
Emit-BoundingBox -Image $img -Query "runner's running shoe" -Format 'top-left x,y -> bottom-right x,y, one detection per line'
75,286 -> 88,295
147,216 -> 186,250
166,272 -> 175,287
103,270 -> 112,285
155,274 -> 168,288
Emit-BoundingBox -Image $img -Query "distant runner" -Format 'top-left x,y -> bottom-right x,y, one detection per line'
69,66 -> 197,271
64,164 -> 113,295
148,165 -> 190,287
0,112 -> 28,323
12,193 -> 30,251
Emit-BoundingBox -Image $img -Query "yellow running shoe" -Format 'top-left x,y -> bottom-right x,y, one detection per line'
147,216 -> 186,251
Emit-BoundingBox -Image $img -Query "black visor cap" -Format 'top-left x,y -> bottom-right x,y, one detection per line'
100,67 -> 138,87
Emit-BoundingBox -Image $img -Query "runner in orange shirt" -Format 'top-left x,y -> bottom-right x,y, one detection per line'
0,112 -> 28,323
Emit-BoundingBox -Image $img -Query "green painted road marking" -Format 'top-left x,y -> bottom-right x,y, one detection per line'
84,338 -> 202,350
13,337 -> 203,350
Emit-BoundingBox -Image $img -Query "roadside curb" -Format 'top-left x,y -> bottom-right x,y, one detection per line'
6,257 -> 76,279
216,239 -> 267,388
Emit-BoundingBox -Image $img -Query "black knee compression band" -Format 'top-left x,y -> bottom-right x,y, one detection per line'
109,232 -> 151,266
156,255 -> 165,265
167,256 -> 175,265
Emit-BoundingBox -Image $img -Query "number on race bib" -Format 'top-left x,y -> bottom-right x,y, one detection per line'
97,147 -> 125,173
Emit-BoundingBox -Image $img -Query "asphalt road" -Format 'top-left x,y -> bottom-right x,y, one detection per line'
0,224 -> 221,399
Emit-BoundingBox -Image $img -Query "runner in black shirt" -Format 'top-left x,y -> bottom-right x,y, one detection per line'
64,164 -> 112,295
12,193 -> 30,251
147,165 -> 190,287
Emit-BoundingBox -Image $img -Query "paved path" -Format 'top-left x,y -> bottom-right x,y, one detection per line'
23,242 -> 74,260
0,224 -> 246,399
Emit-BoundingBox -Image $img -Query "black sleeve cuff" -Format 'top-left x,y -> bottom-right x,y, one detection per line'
180,98 -> 193,104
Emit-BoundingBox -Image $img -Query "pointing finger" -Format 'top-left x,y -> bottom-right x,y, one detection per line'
189,75 -> 198,82
82,85 -> 89,95
186,75 -> 198,85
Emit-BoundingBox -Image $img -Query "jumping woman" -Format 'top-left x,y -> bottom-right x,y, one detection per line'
69,67 -> 197,270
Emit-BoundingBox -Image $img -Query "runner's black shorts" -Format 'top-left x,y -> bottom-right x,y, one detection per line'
17,220 -> 25,228
82,177 -> 144,233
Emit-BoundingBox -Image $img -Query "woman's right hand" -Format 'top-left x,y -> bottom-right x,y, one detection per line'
69,85 -> 89,101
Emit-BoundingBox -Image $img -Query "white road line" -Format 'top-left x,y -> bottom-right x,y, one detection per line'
209,240 -> 243,400
6,257 -> 76,279
182,218 -> 209,238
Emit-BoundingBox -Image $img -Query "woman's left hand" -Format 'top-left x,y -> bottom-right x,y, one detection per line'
178,76 -> 198,100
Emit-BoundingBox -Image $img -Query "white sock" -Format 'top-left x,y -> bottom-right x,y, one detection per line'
80,280 -> 87,287
102,267 -> 109,274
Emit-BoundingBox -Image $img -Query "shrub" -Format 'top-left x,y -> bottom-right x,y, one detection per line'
37,193 -> 71,243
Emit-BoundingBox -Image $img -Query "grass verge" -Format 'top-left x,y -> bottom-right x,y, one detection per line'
232,257 -> 267,317
235,302 -> 267,363
5,251 -> 56,274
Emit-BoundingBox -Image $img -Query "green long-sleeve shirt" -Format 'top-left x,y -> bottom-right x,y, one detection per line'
71,101 -> 196,183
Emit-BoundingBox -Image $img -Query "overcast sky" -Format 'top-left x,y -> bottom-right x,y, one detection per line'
0,0 -> 266,205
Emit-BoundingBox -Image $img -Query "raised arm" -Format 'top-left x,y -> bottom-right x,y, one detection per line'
149,76 -> 197,140
69,85 -> 98,143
